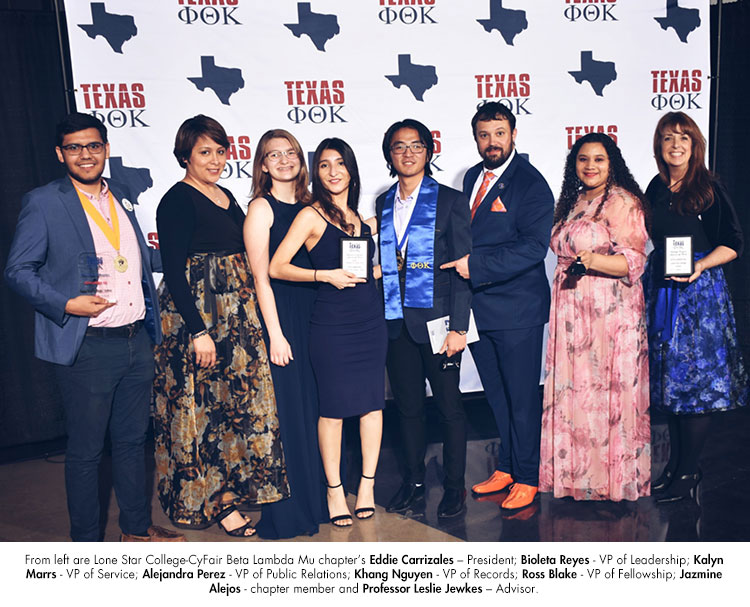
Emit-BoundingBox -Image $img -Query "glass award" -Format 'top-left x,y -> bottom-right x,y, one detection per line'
664,235 -> 693,277
78,252 -> 117,302
340,237 -> 369,280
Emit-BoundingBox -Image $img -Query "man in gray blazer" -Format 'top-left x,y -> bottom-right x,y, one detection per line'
5,113 -> 182,542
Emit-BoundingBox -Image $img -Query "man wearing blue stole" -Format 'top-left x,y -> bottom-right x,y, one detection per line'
442,102 -> 554,511
376,119 -> 472,518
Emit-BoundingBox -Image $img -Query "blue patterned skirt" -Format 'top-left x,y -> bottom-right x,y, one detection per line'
643,250 -> 749,415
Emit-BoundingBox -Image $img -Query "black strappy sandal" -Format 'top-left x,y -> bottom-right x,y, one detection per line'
326,482 -> 353,527
215,506 -> 256,537
354,474 -> 376,520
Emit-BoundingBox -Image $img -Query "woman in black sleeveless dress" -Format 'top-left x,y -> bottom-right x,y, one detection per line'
270,138 -> 387,526
244,129 -> 327,538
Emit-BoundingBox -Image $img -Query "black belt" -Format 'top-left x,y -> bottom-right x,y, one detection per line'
85,320 -> 143,338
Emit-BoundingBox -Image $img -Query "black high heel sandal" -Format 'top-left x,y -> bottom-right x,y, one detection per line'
215,506 -> 256,537
354,474 -> 376,520
651,469 -> 674,493
326,482 -> 353,527
656,470 -> 702,505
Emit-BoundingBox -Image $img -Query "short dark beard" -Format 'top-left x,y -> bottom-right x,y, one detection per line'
481,146 -> 513,170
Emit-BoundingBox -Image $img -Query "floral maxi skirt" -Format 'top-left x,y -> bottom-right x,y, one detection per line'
644,250 -> 749,415
153,251 -> 289,528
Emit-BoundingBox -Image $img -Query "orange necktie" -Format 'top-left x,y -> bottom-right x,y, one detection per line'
471,171 -> 495,221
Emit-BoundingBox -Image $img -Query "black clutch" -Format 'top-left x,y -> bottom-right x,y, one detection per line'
567,256 -> 587,276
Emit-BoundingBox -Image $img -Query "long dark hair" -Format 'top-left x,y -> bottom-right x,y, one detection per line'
251,129 -> 311,203
555,133 -> 650,231
311,138 -> 361,234
653,111 -> 713,215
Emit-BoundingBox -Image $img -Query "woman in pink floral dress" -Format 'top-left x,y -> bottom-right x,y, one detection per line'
539,133 -> 651,501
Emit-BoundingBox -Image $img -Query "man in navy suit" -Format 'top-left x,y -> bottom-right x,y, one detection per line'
376,119 -> 472,518
5,113 -> 182,542
442,102 -> 553,510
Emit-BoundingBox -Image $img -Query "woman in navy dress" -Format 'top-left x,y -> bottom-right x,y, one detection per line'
643,112 -> 748,503
244,129 -> 328,538
270,138 -> 387,526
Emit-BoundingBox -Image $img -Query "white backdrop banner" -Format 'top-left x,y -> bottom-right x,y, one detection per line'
63,0 -> 710,393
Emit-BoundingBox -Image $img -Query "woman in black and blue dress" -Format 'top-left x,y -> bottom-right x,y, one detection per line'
644,111 -> 748,503
244,129 -> 327,538
270,138 -> 387,527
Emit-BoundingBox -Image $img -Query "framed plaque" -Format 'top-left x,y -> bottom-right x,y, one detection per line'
664,235 -> 694,277
78,252 -> 117,302
340,237 -> 369,280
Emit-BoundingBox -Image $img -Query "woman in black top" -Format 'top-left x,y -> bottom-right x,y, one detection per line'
643,111 -> 748,503
153,115 -> 288,536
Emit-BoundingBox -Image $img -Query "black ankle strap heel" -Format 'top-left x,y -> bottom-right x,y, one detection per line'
326,482 -> 353,527
355,474 -> 376,520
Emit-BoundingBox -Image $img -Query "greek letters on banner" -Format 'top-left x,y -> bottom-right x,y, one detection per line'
64,0 -> 710,392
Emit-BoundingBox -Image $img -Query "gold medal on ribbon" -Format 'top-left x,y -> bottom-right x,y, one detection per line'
114,254 -> 128,273
76,188 -> 129,275
396,249 -> 405,272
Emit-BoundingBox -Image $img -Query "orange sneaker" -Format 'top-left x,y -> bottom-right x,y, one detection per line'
501,483 -> 538,510
472,471 -> 514,495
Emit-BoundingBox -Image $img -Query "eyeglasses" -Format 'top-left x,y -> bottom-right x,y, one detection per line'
60,142 -> 106,155
390,142 -> 426,155
265,150 -> 299,161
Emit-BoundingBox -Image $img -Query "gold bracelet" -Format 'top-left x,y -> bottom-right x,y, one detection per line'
314,269 -> 318,282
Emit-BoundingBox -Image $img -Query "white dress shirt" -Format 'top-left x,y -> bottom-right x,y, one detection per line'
394,179 -> 423,253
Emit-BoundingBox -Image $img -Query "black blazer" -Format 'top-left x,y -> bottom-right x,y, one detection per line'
376,181 -> 472,344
